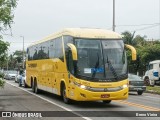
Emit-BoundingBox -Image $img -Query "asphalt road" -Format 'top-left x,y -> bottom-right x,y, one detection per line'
0,80 -> 159,120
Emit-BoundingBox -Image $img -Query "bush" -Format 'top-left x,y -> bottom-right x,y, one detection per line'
0,78 -> 5,88
0,72 -> 4,78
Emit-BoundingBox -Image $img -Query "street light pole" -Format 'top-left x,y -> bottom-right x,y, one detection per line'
7,50 -> 8,72
113,0 -> 115,31
20,36 -> 24,69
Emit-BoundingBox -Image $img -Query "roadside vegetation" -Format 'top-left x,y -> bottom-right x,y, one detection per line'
0,78 -> 5,88
122,31 -> 160,76
0,0 -> 18,88
146,86 -> 160,95
0,72 -> 5,88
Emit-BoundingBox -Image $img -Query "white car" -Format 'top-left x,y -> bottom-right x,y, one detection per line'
4,70 -> 18,80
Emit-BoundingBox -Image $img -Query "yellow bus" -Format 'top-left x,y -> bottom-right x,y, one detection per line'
26,28 -> 136,104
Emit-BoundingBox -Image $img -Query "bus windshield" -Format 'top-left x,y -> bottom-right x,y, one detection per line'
75,39 -> 127,82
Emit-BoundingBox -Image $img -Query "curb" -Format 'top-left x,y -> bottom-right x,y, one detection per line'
145,90 -> 160,95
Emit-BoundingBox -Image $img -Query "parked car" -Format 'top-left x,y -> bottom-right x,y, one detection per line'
4,70 -> 18,80
128,74 -> 146,95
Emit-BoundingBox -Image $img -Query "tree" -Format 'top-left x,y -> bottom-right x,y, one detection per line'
0,40 -> 9,68
134,35 -> 146,47
122,31 -> 136,45
0,0 -> 17,34
0,0 -> 17,67
122,31 -> 142,74
0,0 -> 17,87
13,50 -> 26,69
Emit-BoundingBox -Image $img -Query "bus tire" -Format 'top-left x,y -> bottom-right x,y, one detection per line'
62,84 -> 70,104
32,80 -> 35,93
24,81 -> 28,88
102,100 -> 112,104
34,80 -> 40,94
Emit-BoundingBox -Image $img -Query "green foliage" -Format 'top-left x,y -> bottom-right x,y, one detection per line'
0,72 -> 4,78
122,31 -> 160,75
0,40 -> 10,68
0,0 -> 17,88
146,86 -> 160,95
138,43 -> 160,63
122,31 -> 135,45
0,78 -> 5,88
0,0 -> 17,69
13,50 -> 26,63
0,0 -> 17,32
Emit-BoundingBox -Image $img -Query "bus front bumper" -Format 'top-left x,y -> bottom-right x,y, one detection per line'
68,87 -> 128,101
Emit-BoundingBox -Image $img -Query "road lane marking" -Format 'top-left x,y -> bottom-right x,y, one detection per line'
145,96 -> 160,99
6,81 -> 92,120
115,100 -> 160,111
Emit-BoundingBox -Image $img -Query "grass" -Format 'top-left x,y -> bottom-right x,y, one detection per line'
146,86 -> 160,94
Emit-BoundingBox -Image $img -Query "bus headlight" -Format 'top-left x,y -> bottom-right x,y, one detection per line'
80,85 -> 86,89
122,84 -> 128,88
74,82 -> 90,90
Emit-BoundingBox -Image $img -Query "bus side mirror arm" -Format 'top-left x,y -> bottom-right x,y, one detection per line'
67,43 -> 78,61
125,44 -> 137,61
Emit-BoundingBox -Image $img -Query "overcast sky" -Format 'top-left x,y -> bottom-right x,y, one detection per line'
3,0 -> 160,54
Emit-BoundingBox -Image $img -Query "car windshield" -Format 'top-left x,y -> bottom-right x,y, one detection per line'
7,71 -> 17,74
128,74 -> 142,81
74,39 -> 127,82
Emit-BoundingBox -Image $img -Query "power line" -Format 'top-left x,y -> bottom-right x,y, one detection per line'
116,23 -> 160,27
8,42 -> 32,43
131,24 -> 159,32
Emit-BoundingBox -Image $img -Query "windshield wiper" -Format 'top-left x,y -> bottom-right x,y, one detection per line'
91,53 -> 99,79
106,55 -> 119,80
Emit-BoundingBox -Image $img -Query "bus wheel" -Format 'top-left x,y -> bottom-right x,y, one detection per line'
102,100 -> 112,104
62,85 -> 70,104
34,81 -> 39,94
32,81 -> 35,93
24,81 -> 28,88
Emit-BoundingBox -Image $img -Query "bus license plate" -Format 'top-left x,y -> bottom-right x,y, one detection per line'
101,94 -> 110,98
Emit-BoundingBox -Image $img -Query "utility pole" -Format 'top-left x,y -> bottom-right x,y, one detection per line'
113,0 -> 115,31
20,36 -> 24,69
7,50 -> 8,72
